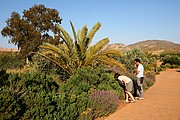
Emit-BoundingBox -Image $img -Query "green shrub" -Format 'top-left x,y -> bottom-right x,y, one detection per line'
69,66 -> 121,96
161,54 -> 180,66
0,69 -> 9,87
0,66 -> 122,120
171,64 -> 179,68
165,63 -> 171,68
0,73 -> 26,120
0,72 -> 62,119
0,52 -> 24,70
116,48 -> 157,73
31,56 -> 70,81
60,66 -> 122,119
160,64 -> 166,69
22,91 -> 60,120
0,86 -> 23,120
156,66 -> 163,74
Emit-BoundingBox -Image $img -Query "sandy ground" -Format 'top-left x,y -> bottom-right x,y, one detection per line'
104,69 -> 180,120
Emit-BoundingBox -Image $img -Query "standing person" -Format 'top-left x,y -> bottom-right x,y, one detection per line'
134,58 -> 144,100
114,73 -> 136,103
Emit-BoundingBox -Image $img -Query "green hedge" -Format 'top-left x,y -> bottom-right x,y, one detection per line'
0,66 -> 122,120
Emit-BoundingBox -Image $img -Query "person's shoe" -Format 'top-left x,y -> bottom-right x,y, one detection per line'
131,100 -> 136,103
135,97 -> 139,100
139,97 -> 144,100
125,100 -> 129,103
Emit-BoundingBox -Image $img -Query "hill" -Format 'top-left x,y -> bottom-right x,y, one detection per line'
104,40 -> 180,54
127,40 -> 180,54
103,43 -> 130,52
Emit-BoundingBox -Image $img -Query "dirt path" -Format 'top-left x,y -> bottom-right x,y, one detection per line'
104,69 -> 180,120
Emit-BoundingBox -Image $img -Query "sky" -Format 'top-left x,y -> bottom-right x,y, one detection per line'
0,0 -> 180,48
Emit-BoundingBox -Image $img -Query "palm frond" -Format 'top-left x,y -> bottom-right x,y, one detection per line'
70,21 -> 77,42
85,38 -> 109,62
78,25 -> 88,45
56,25 -> 73,50
39,43 -> 72,64
39,43 -> 64,54
34,52 -> 72,75
100,49 -> 124,57
57,44 -> 69,52
96,56 -> 126,72
86,22 -> 101,46
77,26 -> 88,58
90,38 -> 109,53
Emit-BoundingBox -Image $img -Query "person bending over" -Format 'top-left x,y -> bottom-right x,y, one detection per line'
114,73 -> 135,103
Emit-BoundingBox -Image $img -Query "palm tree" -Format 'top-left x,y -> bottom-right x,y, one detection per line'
37,21 -> 126,75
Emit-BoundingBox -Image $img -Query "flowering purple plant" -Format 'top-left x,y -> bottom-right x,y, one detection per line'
89,90 -> 120,118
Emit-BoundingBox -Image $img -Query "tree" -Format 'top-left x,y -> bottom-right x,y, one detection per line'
1,4 -> 62,58
36,22 -> 126,75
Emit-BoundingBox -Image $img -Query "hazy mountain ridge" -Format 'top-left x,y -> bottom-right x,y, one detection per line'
127,40 -> 180,54
104,40 -> 180,54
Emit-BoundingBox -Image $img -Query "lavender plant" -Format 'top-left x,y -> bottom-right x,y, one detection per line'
89,90 -> 120,118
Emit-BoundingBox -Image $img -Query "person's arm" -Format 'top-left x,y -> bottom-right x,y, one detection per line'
118,80 -> 126,90
136,69 -> 140,75
134,64 -> 138,74
134,64 -> 137,68
122,80 -> 127,92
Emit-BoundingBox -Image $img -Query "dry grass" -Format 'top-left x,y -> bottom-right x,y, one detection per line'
0,47 -> 19,52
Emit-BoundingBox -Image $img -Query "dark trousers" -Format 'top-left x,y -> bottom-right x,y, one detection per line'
132,79 -> 140,97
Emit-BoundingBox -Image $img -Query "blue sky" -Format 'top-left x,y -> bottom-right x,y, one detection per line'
0,0 -> 180,48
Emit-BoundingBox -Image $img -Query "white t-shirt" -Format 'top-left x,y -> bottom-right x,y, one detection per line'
118,76 -> 132,83
137,63 -> 144,78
